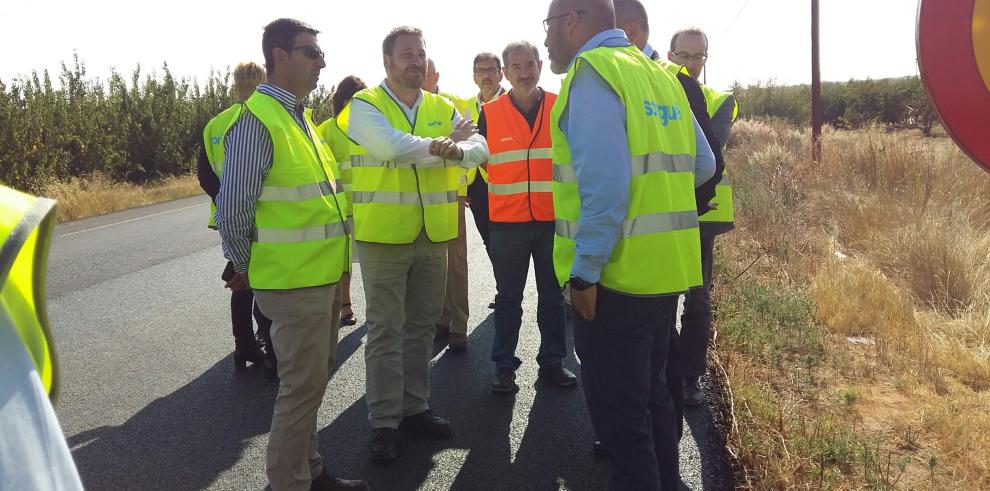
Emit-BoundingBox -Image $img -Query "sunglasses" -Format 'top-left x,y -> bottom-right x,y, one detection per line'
287,45 -> 325,60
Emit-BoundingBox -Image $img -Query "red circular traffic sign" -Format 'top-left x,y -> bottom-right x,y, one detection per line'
917,0 -> 990,173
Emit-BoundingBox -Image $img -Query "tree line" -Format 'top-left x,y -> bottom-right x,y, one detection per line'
1,55 -> 939,193
0,55 -> 332,193
733,76 -> 939,135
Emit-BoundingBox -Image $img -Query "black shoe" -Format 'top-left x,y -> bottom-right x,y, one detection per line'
592,440 -> 606,460
339,303 -> 358,328
400,410 -> 452,438
369,428 -> 398,461
310,467 -> 370,490
684,377 -> 705,406
539,364 -> 578,387
492,367 -> 518,393
233,344 -> 265,371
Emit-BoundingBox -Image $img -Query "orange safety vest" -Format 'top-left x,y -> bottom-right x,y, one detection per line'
484,90 -> 557,223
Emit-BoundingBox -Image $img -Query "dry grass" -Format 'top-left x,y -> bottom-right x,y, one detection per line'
37,172 -> 202,222
715,119 -> 990,489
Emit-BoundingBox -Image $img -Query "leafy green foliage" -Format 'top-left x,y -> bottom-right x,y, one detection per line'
733,76 -> 939,135
0,55 -> 336,192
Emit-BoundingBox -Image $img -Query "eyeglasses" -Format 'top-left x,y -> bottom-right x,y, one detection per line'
474,67 -> 500,75
288,45 -> 325,60
672,51 -> 707,62
543,10 -> 585,32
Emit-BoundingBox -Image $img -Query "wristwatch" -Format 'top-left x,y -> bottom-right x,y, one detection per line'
569,276 -> 595,291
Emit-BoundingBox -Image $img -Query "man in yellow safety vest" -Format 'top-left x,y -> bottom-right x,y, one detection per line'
544,0 -> 716,488
214,18 -> 367,491
0,185 -> 84,490
669,25 -> 739,407
338,26 -> 488,461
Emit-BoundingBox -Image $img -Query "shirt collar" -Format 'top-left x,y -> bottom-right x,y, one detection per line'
643,42 -> 656,59
258,84 -> 301,113
567,28 -> 631,71
380,79 -> 422,111
477,85 -> 506,105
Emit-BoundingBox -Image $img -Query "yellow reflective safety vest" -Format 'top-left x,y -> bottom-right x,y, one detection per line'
551,45 -> 702,295
0,185 -> 59,400
240,92 -> 349,289
699,85 -> 737,226
336,86 -> 461,244
202,103 -> 244,228
438,92 -> 471,197
445,90 -> 504,186
317,113 -> 355,216
310,110 -> 353,274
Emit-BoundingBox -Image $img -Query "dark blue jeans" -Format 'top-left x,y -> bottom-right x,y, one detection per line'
574,288 -> 680,491
489,221 -> 566,370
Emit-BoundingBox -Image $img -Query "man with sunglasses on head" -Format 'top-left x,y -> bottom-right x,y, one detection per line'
336,26 -> 488,461
669,26 -> 739,408
215,18 -> 367,491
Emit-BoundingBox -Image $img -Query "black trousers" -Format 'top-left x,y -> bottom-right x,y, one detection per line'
466,176 -> 490,253
679,235 -> 715,381
223,261 -> 273,351
574,289 -> 680,490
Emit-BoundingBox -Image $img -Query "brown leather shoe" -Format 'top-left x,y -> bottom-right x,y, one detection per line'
447,333 -> 468,351
434,324 -> 450,340
310,467 -> 370,490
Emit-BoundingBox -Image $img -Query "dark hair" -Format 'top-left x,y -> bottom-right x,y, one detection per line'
501,41 -> 540,66
613,0 -> 649,33
332,75 -> 367,115
262,18 -> 320,76
670,27 -> 709,52
382,26 -> 424,56
473,52 -> 501,71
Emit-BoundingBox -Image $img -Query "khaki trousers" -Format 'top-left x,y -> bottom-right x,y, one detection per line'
438,197 -> 469,334
357,230 -> 447,428
254,283 -> 340,491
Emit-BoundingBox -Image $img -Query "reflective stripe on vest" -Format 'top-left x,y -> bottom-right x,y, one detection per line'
242,92 -> 348,289
352,190 -> 458,206
552,151 -> 695,182
202,104 -> 244,228
0,185 -> 59,400
555,209 -> 699,240
336,86 -> 461,244
551,45 -> 702,295
484,92 -> 556,223
317,113 -> 355,218
254,221 -> 349,243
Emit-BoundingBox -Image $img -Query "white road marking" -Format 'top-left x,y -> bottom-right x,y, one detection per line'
58,202 -> 207,237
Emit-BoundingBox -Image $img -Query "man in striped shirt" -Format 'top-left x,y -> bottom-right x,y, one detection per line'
215,18 -> 368,491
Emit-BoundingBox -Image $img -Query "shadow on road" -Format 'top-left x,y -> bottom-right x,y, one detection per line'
317,313 -> 607,491
67,357 -> 277,491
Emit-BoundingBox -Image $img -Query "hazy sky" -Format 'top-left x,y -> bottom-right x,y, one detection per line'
1,0 -> 920,96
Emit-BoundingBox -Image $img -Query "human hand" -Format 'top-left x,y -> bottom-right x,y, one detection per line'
430,137 -> 465,160
571,284 -> 598,321
449,118 -> 477,143
225,272 -> 250,291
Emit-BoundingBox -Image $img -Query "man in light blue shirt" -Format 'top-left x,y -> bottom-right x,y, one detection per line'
544,0 -> 714,488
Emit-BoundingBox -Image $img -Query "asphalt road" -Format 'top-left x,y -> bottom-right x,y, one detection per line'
47,195 -> 731,491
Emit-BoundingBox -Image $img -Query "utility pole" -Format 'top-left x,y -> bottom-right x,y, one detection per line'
811,0 -> 823,163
